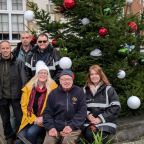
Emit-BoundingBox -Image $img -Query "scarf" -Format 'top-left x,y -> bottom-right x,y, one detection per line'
89,81 -> 103,96
27,86 -> 47,117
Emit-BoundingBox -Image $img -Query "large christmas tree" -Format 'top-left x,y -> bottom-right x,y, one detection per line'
27,0 -> 144,115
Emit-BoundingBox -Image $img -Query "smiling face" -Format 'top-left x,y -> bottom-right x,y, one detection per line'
0,41 -> 11,59
37,35 -> 48,50
38,69 -> 48,83
59,75 -> 73,91
89,69 -> 101,85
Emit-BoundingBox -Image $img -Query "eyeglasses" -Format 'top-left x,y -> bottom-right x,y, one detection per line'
38,40 -> 48,44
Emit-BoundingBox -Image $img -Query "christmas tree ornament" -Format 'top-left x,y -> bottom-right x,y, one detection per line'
51,38 -> 62,47
63,0 -> 76,9
90,49 -> 102,57
81,18 -> 90,25
126,0 -> 133,5
128,21 -> 138,32
31,36 -> 37,44
127,96 -> 141,109
118,47 -> 129,56
117,70 -> 126,79
98,27 -> 108,38
51,39 -> 58,46
24,10 -> 34,21
59,57 -> 72,69
103,8 -> 111,15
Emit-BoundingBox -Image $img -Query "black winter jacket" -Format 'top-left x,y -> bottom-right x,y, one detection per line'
83,84 -> 121,134
43,85 -> 87,131
25,44 -> 62,82
0,54 -> 27,99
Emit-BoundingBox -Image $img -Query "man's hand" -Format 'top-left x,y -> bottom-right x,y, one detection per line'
49,128 -> 58,137
60,126 -> 72,136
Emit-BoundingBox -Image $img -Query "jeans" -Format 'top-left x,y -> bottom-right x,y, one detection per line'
0,98 -> 22,140
17,124 -> 45,144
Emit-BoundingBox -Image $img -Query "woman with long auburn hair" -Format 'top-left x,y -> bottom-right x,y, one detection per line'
83,64 -> 121,143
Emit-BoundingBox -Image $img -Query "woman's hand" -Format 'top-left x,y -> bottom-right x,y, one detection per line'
87,114 -> 95,122
87,114 -> 102,124
34,116 -> 43,126
91,117 -> 102,125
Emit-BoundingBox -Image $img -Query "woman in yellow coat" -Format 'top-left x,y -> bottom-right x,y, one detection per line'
16,61 -> 57,144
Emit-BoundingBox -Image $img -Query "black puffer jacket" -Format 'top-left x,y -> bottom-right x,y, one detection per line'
43,85 -> 87,131
0,54 -> 27,99
25,44 -> 62,82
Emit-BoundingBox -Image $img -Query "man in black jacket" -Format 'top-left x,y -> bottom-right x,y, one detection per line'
13,32 -> 34,64
43,69 -> 87,144
0,41 -> 27,144
25,33 -> 62,82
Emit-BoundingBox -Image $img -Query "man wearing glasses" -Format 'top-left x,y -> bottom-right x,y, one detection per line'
25,33 -> 61,82
43,69 -> 87,144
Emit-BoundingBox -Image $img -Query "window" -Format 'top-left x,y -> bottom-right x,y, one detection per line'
12,0 -> 23,10
12,14 -> 24,40
0,0 -> 25,41
0,0 -> 7,10
0,14 -> 9,40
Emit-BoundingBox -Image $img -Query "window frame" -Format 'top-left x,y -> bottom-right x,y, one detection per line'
0,0 -> 26,42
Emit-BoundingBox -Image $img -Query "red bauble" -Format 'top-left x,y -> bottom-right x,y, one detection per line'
128,21 -> 138,32
63,0 -> 76,9
98,27 -> 108,38
51,39 -> 57,46
31,36 -> 37,44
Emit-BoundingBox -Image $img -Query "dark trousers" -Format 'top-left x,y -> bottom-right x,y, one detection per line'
0,98 -> 22,140
17,124 -> 45,144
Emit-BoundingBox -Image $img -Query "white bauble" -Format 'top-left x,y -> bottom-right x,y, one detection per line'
81,18 -> 90,25
59,57 -> 72,69
127,96 -> 141,109
90,49 -> 102,57
24,10 -> 34,21
126,0 -> 133,4
117,70 -> 126,79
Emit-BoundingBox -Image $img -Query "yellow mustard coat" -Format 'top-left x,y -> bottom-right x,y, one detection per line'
19,79 -> 57,132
